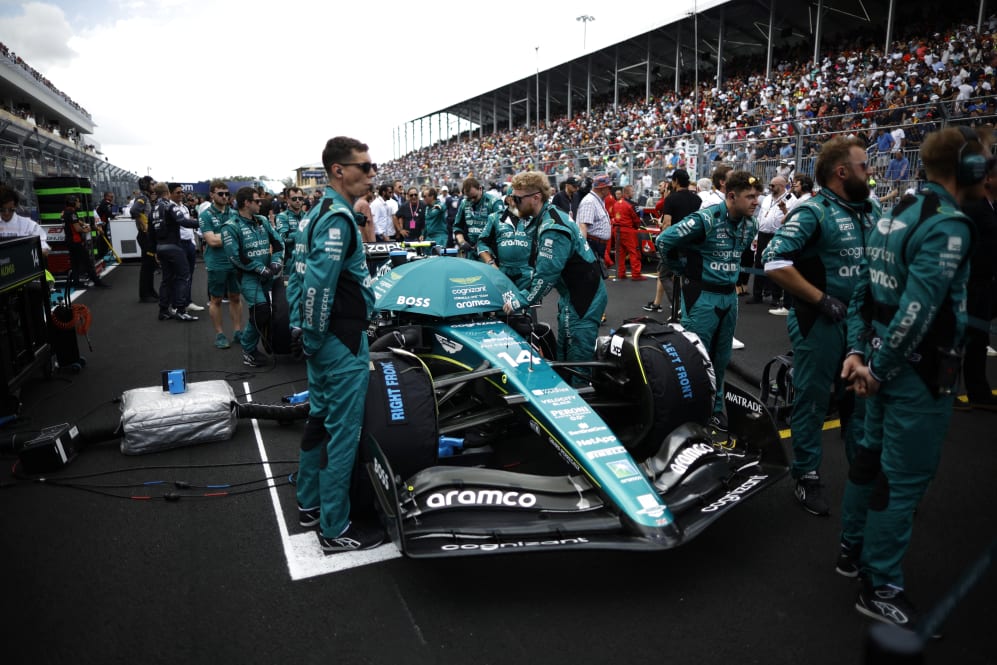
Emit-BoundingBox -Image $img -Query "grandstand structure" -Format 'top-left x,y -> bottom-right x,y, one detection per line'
384,0 -> 997,201
0,44 -> 136,214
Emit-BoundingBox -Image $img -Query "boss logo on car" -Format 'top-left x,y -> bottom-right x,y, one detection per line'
373,457 -> 391,492
425,490 -> 538,508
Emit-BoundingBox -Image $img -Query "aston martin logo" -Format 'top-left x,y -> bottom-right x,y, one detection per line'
449,276 -> 483,285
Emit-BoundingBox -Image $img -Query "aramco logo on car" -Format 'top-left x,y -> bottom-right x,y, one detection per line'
425,490 -> 538,508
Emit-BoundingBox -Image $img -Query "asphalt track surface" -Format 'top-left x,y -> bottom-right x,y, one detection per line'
1,259 -> 994,665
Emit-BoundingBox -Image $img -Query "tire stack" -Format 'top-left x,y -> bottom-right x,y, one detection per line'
32,177 -> 102,283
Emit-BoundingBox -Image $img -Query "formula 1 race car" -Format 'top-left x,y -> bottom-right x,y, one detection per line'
358,251 -> 789,558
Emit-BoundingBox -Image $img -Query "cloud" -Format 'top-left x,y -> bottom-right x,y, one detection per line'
1,1 -> 699,182
0,2 -> 76,70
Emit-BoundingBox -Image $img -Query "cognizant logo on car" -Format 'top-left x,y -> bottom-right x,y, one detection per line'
425,490 -> 538,508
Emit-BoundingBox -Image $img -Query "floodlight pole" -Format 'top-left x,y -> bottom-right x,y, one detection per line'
577,15 -> 595,51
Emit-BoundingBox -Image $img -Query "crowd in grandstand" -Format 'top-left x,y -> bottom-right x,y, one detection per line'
0,41 -> 92,121
380,16 -> 997,190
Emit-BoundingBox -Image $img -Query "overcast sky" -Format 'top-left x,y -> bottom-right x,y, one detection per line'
0,0 -> 725,182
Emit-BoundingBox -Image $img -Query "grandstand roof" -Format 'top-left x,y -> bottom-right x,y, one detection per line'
413,0 -> 977,137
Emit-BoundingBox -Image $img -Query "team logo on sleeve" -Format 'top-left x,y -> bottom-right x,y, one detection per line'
876,218 -> 907,235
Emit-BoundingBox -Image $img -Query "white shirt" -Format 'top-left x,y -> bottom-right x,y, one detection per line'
699,190 -> 724,210
175,202 -> 195,242
371,196 -> 395,237
788,192 -> 813,210
757,191 -> 791,233
0,212 -> 51,252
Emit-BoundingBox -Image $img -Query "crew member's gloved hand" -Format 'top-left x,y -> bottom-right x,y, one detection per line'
258,266 -> 273,280
459,241 -> 474,254
290,327 -> 304,360
269,261 -> 283,277
819,293 -> 847,322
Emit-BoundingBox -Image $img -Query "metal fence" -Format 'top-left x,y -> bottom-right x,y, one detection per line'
388,97 -> 997,209
0,116 -> 137,217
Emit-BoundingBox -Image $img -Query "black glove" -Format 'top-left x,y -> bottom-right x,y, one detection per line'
258,266 -> 273,280
269,261 -> 283,277
459,241 -> 474,254
290,327 -> 304,360
818,293 -> 847,322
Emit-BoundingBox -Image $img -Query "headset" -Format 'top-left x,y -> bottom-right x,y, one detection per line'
955,125 -> 988,186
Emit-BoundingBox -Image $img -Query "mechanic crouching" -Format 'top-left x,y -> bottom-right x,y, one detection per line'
504,170 -> 607,382
476,194 -> 540,291
222,187 -> 284,368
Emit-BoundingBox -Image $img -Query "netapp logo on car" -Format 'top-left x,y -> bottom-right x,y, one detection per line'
440,537 -> 589,551
576,435 -> 617,447
426,490 -> 538,508
669,442 -> 714,474
700,475 -> 768,512
396,296 -> 431,307
379,361 -> 406,422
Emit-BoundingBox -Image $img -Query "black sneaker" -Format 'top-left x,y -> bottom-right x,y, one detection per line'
318,522 -> 384,554
174,309 -> 198,322
158,309 -> 176,321
642,301 -> 663,312
242,350 -> 266,367
795,470 -> 830,516
835,541 -> 861,578
855,581 -> 936,637
708,412 -> 728,432
298,503 -> 320,528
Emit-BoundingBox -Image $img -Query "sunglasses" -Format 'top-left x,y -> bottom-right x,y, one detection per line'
339,162 -> 378,174
215,191 -> 231,197
408,193 -> 419,198
0,207 -> 15,214
290,196 -> 305,202
251,199 -> 262,204
512,192 -> 540,205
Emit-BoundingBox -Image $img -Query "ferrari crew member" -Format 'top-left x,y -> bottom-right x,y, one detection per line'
476,194 -> 540,291
421,187 -> 448,247
287,136 -> 381,553
150,182 -> 199,319
611,184 -> 645,280
275,186 -> 307,258
506,170 -> 607,374
763,136 -> 879,516
839,127 -> 983,630
130,176 -> 158,303
655,170 -> 761,432
199,179 -> 242,350
222,187 -> 284,367
453,176 -> 503,257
